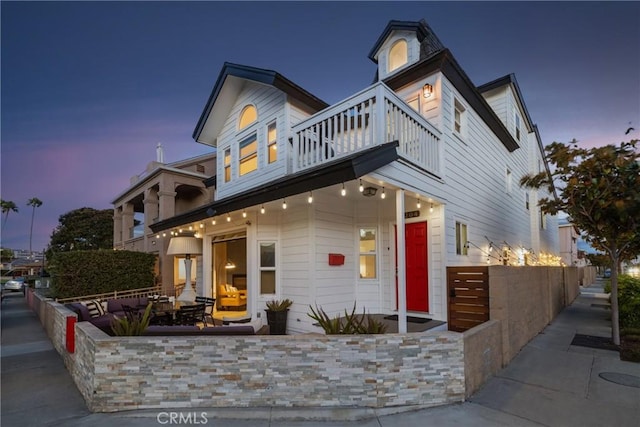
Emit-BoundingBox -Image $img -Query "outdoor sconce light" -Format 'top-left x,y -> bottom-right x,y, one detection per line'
166,236 -> 203,303
423,83 -> 434,98
362,187 -> 377,197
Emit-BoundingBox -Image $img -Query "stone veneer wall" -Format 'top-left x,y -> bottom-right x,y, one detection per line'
28,291 -> 465,413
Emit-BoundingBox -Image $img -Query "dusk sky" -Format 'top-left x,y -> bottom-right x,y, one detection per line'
1,1 -> 639,252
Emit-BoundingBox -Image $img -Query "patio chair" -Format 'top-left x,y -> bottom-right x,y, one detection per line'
195,296 -> 216,326
175,303 -> 206,326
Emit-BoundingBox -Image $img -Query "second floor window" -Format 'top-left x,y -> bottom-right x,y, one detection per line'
238,105 -> 257,130
267,122 -> 277,164
224,148 -> 231,182
454,99 -> 466,136
239,134 -> 257,176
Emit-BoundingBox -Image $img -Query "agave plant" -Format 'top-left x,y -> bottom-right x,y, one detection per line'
111,303 -> 154,336
308,303 -> 387,335
265,298 -> 293,312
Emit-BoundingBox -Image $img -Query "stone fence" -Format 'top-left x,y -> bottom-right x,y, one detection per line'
26,265 -> 593,412
27,291 -> 464,413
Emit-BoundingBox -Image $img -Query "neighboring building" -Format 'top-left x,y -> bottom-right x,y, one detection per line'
148,19 -> 559,332
558,216 -> 587,267
112,149 -> 216,289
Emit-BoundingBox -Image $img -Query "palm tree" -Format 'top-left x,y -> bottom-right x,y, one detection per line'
27,197 -> 43,257
1,199 -> 19,230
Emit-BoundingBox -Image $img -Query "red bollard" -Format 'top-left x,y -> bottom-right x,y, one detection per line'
66,316 -> 76,353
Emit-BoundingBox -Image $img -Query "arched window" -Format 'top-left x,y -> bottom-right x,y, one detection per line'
238,105 -> 257,130
388,39 -> 408,72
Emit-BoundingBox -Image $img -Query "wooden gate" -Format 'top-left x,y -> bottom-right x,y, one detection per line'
447,266 -> 490,332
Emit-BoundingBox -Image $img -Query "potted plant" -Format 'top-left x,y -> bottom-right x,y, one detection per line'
265,298 -> 293,335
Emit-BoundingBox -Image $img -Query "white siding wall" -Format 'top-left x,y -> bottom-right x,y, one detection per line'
216,82 -> 286,199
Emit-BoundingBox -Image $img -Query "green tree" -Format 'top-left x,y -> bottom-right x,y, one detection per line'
48,207 -> 114,256
1,199 -> 19,230
0,247 -> 14,263
521,139 -> 640,345
27,197 -> 43,256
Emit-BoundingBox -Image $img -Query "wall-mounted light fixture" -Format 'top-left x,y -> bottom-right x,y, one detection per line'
341,183 -> 346,196
423,83 -> 434,98
381,187 -> 386,199
362,187 -> 377,197
308,191 -> 313,204
359,179 -> 364,192
260,205 -> 265,214
282,199 -> 287,209
416,199 -> 421,209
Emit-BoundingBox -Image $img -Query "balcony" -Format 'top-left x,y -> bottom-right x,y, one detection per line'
292,82 -> 441,176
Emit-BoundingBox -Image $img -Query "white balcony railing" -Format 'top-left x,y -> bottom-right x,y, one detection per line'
292,82 -> 441,175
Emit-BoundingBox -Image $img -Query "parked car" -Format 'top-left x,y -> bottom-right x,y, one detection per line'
4,277 -> 25,292
603,269 -> 611,278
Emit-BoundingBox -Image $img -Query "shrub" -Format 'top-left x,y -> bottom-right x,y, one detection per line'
308,303 -> 387,334
111,303 -> 153,336
617,275 -> 640,329
48,250 -> 156,299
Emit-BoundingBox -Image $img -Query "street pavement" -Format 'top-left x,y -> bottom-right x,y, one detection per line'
1,279 -> 639,426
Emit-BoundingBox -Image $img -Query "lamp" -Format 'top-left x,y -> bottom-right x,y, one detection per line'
423,83 -> 434,98
166,236 -> 202,302
225,260 -> 236,269
362,187 -> 377,197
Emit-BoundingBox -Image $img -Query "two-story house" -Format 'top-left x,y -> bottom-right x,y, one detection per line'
149,19 -> 558,333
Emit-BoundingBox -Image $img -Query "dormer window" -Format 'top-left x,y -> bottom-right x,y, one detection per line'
238,105 -> 257,130
388,39 -> 408,73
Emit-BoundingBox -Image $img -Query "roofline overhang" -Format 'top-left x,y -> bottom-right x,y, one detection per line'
192,62 -> 329,143
383,49 -> 520,153
150,141 -> 399,233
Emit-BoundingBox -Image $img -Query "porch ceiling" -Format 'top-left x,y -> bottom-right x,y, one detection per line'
149,141 -> 399,233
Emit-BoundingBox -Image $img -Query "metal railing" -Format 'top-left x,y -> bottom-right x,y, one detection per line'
55,285 -> 167,304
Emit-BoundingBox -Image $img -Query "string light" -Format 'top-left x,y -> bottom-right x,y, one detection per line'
429,204 -> 434,213
156,234 -> 160,239
188,225 -> 193,231
359,180 -> 364,192
242,210 -> 247,218
381,187 -> 386,199
260,205 -> 265,214
162,232 -> 166,237
199,223 -> 204,228
308,191 -> 313,204
341,183 -> 346,196
212,218 -> 216,225
226,214 -> 231,222
417,199 -> 421,209
282,199 -> 287,209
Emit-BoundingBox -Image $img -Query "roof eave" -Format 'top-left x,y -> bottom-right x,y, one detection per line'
150,141 -> 399,233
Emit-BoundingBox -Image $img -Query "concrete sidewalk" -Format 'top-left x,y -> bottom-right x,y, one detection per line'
2,281 -> 639,427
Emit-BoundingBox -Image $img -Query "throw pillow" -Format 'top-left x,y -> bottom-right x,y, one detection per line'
85,300 -> 105,318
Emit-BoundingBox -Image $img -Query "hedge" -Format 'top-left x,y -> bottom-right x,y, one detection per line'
604,275 -> 640,329
48,250 -> 156,299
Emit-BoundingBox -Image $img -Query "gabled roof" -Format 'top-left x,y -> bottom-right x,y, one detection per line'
150,141 -> 399,233
383,49 -> 520,152
478,73 -> 535,133
192,63 -> 328,145
368,19 -> 445,64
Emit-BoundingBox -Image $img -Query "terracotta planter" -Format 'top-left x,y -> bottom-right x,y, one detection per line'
265,309 -> 289,335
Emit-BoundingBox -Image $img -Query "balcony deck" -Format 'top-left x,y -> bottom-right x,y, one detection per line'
292,82 -> 441,176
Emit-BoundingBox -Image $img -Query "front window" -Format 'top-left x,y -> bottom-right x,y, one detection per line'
238,105 -> 257,130
455,221 -> 468,256
388,39 -> 408,72
239,134 -> 257,176
267,122 -> 277,164
259,242 -> 276,294
224,148 -> 231,182
359,227 -> 377,279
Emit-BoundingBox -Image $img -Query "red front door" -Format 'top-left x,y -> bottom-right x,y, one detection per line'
396,222 -> 429,312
